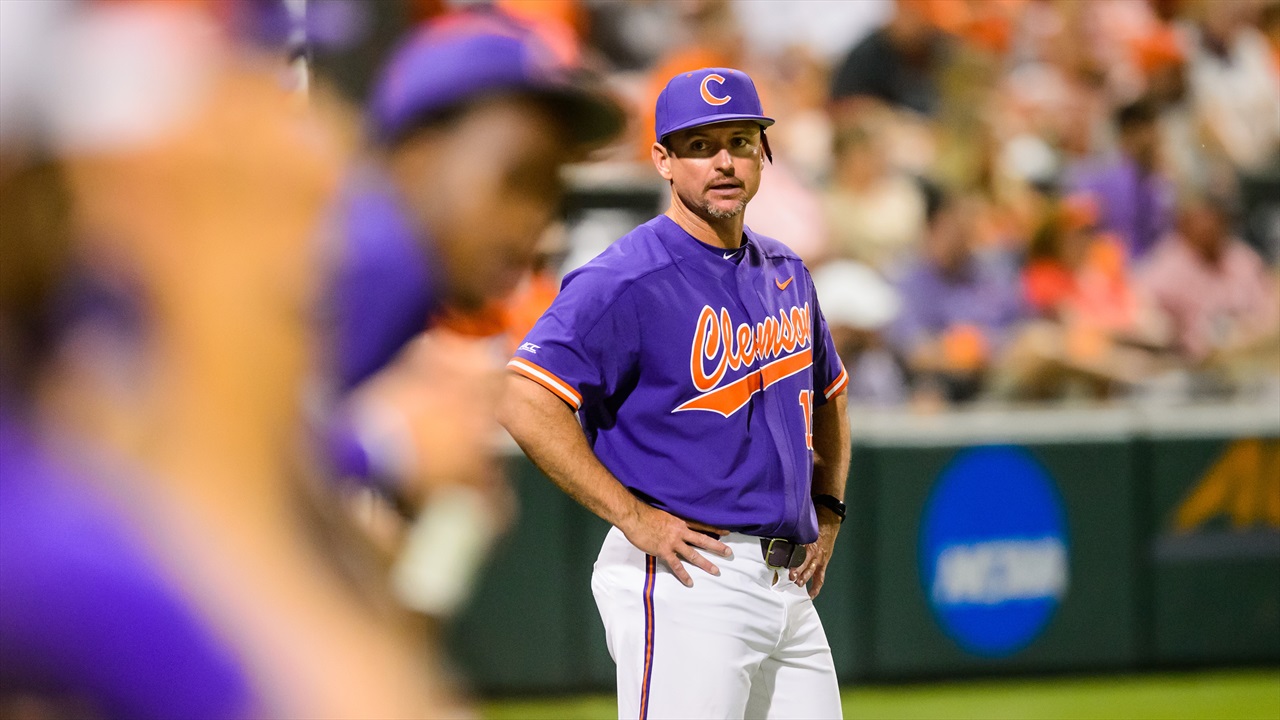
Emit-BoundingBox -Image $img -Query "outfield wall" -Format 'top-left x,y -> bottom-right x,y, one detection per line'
446,400 -> 1280,692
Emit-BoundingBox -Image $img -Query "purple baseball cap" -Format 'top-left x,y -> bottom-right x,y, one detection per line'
370,12 -> 624,147
655,67 -> 774,142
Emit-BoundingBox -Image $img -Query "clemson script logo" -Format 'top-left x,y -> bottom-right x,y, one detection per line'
674,304 -> 813,418
700,73 -> 731,106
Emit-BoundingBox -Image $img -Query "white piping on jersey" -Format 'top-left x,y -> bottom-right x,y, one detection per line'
507,358 -> 582,410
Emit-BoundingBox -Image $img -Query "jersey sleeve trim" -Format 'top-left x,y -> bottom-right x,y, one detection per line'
823,366 -> 849,399
507,358 -> 583,410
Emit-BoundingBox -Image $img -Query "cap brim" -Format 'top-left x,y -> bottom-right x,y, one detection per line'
532,81 -> 627,150
660,113 -> 775,141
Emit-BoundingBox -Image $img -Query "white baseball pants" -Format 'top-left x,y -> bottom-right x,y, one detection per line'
591,526 -> 842,720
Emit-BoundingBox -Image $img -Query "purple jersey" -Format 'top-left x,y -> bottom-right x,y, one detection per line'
509,216 -> 847,543
0,412 -> 253,719
328,164 -> 444,393
322,165 -> 445,483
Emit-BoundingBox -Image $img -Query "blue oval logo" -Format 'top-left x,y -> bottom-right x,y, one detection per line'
919,446 -> 1069,657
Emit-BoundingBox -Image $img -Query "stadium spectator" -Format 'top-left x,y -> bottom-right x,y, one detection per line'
811,261 -> 908,406
1131,25 -> 1213,195
742,154 -> 831,265
1185,0 -> 1280,179
1004,194 -> 1172,400
830,0 -> 953,117
754,45 -> 837,184
585,0 -> 684,72
1065,98 -> 1176,260
887,190 -> 1025,405
822,116 -> 928,274
1138,193 -> 1280,365
1021,193 -> 1165,339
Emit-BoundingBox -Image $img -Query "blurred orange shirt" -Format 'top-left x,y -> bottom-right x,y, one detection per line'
436,269 -> 559,353
1023,260 -> 1076,314
1023,236 -> 1139,332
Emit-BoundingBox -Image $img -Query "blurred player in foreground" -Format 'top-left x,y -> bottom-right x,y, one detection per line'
0,2 -> 449,716
324,10 -> 623,619
500,68 -> 851,718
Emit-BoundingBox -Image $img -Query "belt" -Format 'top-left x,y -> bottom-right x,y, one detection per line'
760,538 -> 807,569
692,529 -> 807,570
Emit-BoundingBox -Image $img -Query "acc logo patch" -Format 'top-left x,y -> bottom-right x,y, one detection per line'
700,73 -> 731,106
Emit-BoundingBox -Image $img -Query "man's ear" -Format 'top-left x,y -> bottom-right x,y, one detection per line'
651,142 -> 673,181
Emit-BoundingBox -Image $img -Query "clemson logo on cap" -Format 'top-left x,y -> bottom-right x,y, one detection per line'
700,73 -> 731,106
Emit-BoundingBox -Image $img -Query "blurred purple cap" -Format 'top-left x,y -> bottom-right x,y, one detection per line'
655,67 -> 774,142
370,13 -> 624,147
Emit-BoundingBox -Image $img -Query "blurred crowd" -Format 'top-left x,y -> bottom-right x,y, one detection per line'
806,0 -> 1279,409
542,0 -> 1280,409
0,0 -> 1277,718
335,0 -> 1275,410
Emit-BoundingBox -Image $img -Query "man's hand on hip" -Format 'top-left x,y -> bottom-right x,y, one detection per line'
619,505 -> 731,588
792,508 -> 841,599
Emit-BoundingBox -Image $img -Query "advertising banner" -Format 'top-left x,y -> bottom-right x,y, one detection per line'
1147,436 -> 1280,664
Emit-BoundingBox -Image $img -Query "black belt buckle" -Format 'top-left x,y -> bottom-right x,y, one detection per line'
761,538 -> 806,570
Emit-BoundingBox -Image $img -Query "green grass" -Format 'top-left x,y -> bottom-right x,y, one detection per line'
483,669 -> 1280,720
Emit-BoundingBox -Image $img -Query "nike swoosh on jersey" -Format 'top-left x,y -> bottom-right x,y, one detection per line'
775,276 -> 794,291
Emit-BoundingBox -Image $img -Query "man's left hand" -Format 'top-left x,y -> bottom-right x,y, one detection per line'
791,508 -> 841,599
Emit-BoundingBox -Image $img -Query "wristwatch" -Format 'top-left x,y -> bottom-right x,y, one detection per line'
812,494 -> 846,523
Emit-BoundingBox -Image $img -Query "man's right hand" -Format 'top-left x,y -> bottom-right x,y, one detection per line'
500,375 -> 731,588
618,505 -> 731,588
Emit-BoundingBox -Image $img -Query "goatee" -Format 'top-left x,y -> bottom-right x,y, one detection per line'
704,199 -> 746,219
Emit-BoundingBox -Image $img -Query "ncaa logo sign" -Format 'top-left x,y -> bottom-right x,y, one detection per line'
919,446 -> 1069,657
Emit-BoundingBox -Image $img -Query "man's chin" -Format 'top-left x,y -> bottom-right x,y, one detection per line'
703,201 -> 746,220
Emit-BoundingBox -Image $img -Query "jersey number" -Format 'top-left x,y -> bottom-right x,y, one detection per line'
798,389 -> 814,451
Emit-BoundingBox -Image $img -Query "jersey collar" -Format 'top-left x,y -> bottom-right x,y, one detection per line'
654,215 -> 755,278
